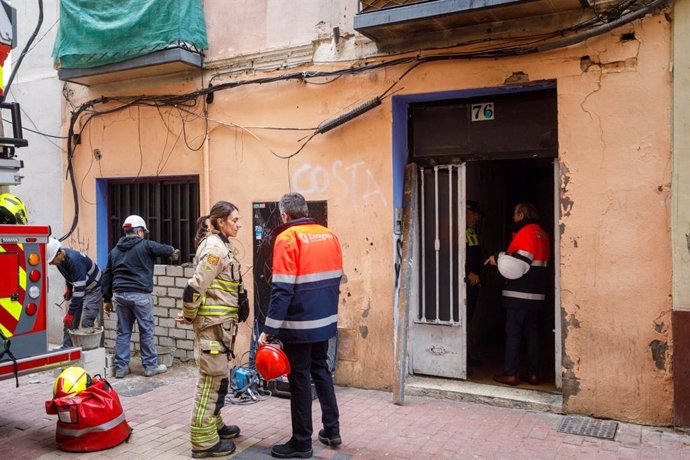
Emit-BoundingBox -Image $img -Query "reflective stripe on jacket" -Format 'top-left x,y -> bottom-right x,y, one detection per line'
184,233 -> 240,321
502,221 -> 550,303
264,218 -> 343,343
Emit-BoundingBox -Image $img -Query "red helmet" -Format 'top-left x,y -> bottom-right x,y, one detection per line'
255,344 -> 291,381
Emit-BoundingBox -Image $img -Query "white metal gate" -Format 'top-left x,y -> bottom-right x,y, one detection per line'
410,164 -> 467,379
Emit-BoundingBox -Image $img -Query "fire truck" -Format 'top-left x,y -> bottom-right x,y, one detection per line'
0,2 -> 80,385
0,225 -> 81,385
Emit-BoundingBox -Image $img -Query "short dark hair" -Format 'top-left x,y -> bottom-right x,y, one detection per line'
279,192 -> 308,219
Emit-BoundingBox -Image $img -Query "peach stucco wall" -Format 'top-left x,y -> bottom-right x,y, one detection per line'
63,6 -> 672,424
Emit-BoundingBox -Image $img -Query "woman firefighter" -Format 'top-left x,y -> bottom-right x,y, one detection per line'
176,201 -> 249,459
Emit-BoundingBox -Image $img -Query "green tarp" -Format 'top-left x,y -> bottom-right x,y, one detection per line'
52,0 -> 208,69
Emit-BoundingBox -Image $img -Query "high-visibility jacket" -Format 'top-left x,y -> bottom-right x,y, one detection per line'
183,232 -> 241,323
501,219 -> 550,303
264,218 -> 343,343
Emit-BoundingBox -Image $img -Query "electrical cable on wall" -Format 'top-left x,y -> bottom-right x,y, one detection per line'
58,0 -> 668,240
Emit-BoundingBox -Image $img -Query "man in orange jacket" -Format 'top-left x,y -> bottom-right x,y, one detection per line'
259,192 -> 343,459
485,202 -> 550,386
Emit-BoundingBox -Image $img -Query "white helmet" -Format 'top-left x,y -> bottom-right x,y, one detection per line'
497,252 -> 530,280
46,237 -> 61,264
122,215 -> 148,233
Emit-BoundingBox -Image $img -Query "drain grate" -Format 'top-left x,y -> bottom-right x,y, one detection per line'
557,416 -> 618,440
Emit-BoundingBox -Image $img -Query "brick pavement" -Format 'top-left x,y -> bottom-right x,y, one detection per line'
1,362 -> 690,459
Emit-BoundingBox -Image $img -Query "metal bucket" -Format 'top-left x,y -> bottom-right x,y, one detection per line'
68,327 -> 103,350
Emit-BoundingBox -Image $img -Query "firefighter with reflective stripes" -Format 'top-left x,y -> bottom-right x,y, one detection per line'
485,202 -> 550,387
259,192 -> 343,459
46,237 -> 104,348
178,201 -> 243,459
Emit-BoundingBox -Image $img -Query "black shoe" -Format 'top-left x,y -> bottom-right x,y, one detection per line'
218,424 -> 241,439
192,440 -> 236,458
318,429 -> 342,446
271,442 -> 313,458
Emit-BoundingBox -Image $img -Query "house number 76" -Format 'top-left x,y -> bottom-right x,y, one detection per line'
471,102 -> 494,121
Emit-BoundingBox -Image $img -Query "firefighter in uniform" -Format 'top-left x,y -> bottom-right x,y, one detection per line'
485,202 -> 550,387
178,201 -> 244,459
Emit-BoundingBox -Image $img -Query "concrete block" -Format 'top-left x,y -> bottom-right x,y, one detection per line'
157,297 -> 175,308
175,278 -> 189,288
158,276 -> 175,287
168,288 -> 184,297
154,265 -> 166,275
78,347 -> 107,377
153,286 -> 167,296
158,336 -> 175,347
176,339 -> 194,350
166,265 -> 184,277
159,318 -> 176,328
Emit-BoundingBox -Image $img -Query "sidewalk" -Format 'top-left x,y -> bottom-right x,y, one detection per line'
1,362 -> 689,459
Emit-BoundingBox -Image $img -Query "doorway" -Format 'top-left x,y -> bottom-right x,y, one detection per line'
400,84 -> 560,393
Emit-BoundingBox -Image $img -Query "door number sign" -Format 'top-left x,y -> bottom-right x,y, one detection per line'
471,102 -> 494,121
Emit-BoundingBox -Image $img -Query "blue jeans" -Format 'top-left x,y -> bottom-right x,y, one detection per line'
62,288 -> 104,348
114,292 -> 158,371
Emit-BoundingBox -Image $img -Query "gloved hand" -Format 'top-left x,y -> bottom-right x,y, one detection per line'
170,248 -> 181,262
63,286 -> 73,301
63,313 -> 74,328
104,302 -> 114,315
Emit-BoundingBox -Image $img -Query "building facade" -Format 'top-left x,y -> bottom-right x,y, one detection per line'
51,0 -> 686,426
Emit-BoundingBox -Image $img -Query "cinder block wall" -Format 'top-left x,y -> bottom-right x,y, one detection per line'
103,264 -> 195,361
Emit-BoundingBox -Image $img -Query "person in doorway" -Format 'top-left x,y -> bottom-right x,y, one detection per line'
485,202 -> 550,386
102,215 -> 180,378
259,192 -> 343,459
46,237 -> 104,348
176,202 -> 245,458
465,200 -> 483,368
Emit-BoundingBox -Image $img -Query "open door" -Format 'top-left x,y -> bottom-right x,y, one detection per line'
410,164 -> 467,379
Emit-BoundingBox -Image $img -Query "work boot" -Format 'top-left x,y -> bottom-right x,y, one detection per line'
318,428 -> 342,446
114,367 -> 129,379
218,424 -> 241,439
271,441 -> 313,458
144,364 -> 167,377
191,440 -> 236,458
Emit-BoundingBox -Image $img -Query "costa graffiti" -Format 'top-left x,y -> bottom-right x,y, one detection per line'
291,160 -> 387,207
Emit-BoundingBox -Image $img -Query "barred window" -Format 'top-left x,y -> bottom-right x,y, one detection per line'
107,176 -> 199,265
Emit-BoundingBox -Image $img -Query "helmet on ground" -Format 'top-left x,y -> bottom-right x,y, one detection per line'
53,366 -> 92,399
255,343 -> 291,381
122,215 -> 148,233
46,237 -> 61,264
497,252 -> 530,280
0,193 -> 28,224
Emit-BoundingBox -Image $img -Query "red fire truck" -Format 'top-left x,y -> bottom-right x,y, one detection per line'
0,225 -> 81,385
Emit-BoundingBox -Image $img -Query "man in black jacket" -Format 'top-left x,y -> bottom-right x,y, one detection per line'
102,215 -> 180,378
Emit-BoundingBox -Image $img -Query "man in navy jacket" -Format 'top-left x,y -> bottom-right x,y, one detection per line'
47,237 -> 103,348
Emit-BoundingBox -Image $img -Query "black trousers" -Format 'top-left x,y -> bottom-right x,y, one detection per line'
503,299 -> 541,376
283,340 -> 340,449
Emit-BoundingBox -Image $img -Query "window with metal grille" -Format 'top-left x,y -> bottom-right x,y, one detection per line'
107,176 -> 200,265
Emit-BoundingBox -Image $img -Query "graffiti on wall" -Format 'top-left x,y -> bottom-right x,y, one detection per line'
291,161 -> 387,208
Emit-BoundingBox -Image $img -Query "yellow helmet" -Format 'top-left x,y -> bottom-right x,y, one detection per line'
53,366 -> 92,399
0,193 -> 28,224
